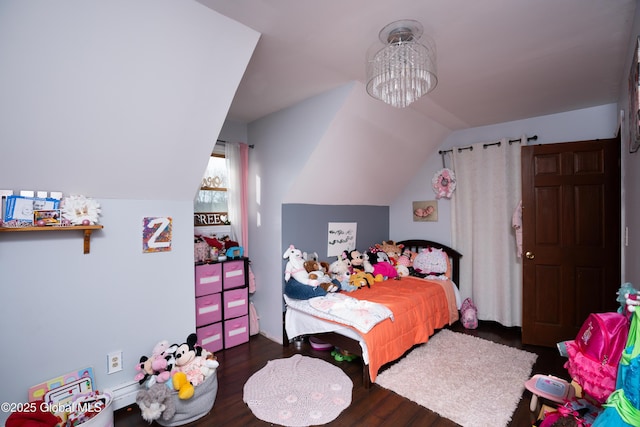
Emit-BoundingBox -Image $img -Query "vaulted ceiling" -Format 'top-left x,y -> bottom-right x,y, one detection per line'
199,0 -> 636,130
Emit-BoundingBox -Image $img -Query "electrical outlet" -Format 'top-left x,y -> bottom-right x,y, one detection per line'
108,350 -> 123,374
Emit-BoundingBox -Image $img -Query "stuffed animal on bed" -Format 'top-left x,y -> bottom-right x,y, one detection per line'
375,241 -> 404,265
283,245 -> 340,299
346,249 -> 365,271
303,260 -> 334,287
349,271 -> 376,289
366,248 -> 398,280
397,249 -> 416,268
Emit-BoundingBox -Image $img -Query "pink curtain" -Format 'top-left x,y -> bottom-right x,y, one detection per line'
226,142 -> 249,254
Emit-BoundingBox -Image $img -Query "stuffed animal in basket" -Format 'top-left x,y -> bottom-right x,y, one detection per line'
136,383 -> 176,423
172,334 -> 205,389
134,340 -> 174,388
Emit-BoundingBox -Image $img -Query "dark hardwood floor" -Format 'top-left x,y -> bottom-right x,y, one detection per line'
115,321 -> 567,426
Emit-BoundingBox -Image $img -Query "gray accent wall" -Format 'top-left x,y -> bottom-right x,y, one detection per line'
282,203 -> 389,266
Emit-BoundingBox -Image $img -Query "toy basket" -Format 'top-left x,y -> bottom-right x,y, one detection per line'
156,373 -> 218,426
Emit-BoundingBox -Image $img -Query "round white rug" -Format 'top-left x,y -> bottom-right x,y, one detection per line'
243,354 -> 352,426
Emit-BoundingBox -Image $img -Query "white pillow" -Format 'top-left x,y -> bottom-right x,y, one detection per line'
413,248 -> 448,276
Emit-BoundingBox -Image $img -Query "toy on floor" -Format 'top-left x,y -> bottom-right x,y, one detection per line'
309,336 -> 333,351
525,374 -> 575,412
331,348 -> 358,362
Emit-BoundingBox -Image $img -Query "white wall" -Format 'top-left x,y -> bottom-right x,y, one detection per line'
390,104 -> 620,245
0,0 -> 258,201
247,85 -> 353,342
0,199 -> 193,407
0,1 -> 258,421
618,4 -> 640,286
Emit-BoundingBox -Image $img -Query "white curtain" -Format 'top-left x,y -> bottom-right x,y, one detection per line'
225,142 -> 249,253
451,136 -> 524,327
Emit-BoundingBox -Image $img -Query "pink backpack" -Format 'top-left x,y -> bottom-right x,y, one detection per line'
564,312 -> 629,403
460,298 -> 478,329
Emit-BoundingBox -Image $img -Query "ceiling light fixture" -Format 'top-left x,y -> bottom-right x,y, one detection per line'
366,19 -> 437,108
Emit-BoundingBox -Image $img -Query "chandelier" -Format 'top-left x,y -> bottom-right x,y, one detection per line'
366,19 -> 437,108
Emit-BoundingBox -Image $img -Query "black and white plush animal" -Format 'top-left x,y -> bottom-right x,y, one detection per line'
172,333 -> 202,369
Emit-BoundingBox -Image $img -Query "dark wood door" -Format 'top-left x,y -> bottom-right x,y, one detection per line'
521,138 -> 621,347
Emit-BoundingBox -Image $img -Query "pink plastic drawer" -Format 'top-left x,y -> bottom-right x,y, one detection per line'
223,288 -> 248,319
195,293 -> 222,327
222,260 -> 245,289
197,322 -> 223,353
224,315 -> 249,348
195,263 -> 222,296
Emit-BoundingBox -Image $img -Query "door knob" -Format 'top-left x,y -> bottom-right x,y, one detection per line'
525,251 -> 535,259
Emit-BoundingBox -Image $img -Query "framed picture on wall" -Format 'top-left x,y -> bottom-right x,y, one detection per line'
413,200 -> 438,222
629,36 -> 640,154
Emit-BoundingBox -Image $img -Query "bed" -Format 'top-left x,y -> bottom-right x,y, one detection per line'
283,239 -> 462,388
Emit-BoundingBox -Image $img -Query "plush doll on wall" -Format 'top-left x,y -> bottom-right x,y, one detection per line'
283,245 -> 341,300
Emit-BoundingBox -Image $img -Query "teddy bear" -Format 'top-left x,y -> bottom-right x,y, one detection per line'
136,382 -> 176,422
303,259 -> 338,291
283,245 -> 340,299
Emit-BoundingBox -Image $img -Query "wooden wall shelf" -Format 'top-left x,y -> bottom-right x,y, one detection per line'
0,225 -> 104,254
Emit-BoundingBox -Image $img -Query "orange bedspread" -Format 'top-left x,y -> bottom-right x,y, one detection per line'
347,276 -> 458,382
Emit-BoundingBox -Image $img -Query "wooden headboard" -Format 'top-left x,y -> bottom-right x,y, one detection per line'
397,239 -> 462,285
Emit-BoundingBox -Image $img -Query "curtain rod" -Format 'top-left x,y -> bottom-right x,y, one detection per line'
217,139 -> 254,148
438,134 -> 538,155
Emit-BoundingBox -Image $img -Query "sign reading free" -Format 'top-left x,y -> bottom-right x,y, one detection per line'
194,212 -> 229,226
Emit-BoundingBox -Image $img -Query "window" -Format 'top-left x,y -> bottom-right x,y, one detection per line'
194,153 -> 230,227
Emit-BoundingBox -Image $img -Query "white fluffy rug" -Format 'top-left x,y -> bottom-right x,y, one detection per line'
243,354 -> 352,426
375,329 -> 537,427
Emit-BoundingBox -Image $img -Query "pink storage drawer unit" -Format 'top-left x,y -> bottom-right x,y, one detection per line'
224,315 -> 249,348
195,293 -> 222,327
222,260 -> 246,289
223,287 -> 248,319
195,263 -> 222,297
197,322 -> 223,353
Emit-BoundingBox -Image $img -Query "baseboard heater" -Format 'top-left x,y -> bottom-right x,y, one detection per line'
107,380 -> 140,411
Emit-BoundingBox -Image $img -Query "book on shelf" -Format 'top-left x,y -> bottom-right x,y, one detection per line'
4,195 -> 60,224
